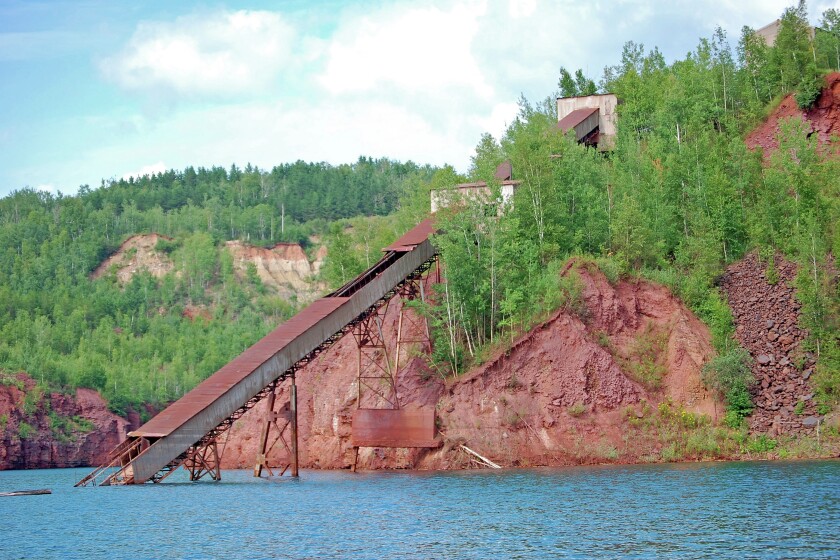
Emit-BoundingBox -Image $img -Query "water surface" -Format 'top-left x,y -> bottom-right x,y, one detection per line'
1,460 -> 838,559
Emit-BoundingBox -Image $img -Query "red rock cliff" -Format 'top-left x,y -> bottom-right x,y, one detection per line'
0,373 -> 129,470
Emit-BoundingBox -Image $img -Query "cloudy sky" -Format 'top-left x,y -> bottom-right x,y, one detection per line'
1,0 -> 838,198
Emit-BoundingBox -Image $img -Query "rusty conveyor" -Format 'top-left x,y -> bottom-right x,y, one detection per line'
76,219 -> 436,486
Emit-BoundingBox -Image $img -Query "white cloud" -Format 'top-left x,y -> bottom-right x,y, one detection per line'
34,183 -> 57,194
477,101 -> 520,142
75,98 -> 475,189
121,161 -> 167,180
508,0 -> 537,18
319,1 -> 493,98
100,10 -> 295,98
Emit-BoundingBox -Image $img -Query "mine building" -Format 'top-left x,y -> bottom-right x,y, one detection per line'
430,161 -> 521,214
556,92 -> 618,150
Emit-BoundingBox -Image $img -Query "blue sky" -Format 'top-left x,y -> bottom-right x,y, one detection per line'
1,0 -> 838,198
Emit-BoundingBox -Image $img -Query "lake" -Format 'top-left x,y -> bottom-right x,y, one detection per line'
1,460 -> 838,559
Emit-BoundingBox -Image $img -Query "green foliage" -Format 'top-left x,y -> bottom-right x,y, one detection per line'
22,386 -> 44,415
623,324 -> 668,389
795,64 -> 823,109
745,434 -> 778,453
691,289 -> 735,352
815,9 -> 840,71
154,237 -> 179,254
2,2 -> 838,420
626,399 -> 732,462
0,156 -> 439,411
568,403 -> 586,417
702,347 -> 755,422
18,421 -> 35,440
49,412 -> 95,442
558,67 -> 598,97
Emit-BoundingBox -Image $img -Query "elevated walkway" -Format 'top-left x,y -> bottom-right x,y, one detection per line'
76,219 -> 437,486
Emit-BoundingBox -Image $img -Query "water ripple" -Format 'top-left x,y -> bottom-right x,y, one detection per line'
0,460 -> 838,559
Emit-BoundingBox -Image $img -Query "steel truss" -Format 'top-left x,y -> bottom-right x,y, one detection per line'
351,257 -> 436,470
253,378 -> 299,478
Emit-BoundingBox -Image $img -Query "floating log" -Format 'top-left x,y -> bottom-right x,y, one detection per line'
0,489 -> 52,497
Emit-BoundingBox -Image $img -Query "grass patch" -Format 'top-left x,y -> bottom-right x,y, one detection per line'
18,421 -> 35,440
624,399 -> 736,462
49,413 -> 95,443
568,402 -> 587,417
621,323 -> 668,389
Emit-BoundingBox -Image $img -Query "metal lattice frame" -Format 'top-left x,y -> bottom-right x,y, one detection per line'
253,379 -> 298,478
353,301 -> 399,409
351,258 -> 437,470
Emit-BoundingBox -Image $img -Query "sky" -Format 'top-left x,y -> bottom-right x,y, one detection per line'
1,0 -> 839,198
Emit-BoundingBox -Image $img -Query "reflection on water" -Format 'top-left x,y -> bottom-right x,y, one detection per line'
1,460 -> 838,559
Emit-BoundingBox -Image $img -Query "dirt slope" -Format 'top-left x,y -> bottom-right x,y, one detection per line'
746,72 -> 840,153
225,241 -> 326,301
90,234 -> 174,283
221,264 -> 718,470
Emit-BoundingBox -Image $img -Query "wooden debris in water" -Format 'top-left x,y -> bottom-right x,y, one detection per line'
460,445 -> 501,469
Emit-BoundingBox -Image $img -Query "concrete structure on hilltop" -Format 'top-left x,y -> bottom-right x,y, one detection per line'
755,19 -> 815,46
430,161 -> 521,213
556,93 -> 618,150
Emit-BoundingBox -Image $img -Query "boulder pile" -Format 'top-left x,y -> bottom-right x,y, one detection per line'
720,252 -> 819,435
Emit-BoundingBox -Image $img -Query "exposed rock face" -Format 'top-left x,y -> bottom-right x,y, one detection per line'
225,241 -> 326,301
90,234 -> 174,283
720,252 -> 818,435
91,233 -> 327,303
222,264 -> 718,470
746,72 -> 840,154
0,374 -> 130,470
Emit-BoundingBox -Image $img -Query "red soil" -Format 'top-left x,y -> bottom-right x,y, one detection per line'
746,72 -> 840,154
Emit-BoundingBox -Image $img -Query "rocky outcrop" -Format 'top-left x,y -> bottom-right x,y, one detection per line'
0,373 -> 129,470
221,264 -> 718,470
720,252 -> 819,435
91,233 -> 327,303
225,241 -> 326,301
90,234 -> 174,283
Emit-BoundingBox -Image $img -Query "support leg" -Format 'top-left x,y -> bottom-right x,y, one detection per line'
291,374 -> 299,478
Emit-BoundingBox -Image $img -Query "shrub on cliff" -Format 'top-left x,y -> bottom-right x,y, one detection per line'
702,348 -> 755,427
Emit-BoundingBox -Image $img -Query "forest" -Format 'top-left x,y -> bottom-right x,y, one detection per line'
0,157 -> 436,414
1,2 -> 838,424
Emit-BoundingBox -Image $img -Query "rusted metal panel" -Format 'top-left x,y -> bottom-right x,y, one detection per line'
557,107 -> 598,133
384,218 -> 436,251
494,161 -> 512,181
351,408 -> 439,448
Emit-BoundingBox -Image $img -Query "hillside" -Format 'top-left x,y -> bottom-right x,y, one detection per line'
220,264 -> 722,469
1,5 -> 839,471
747,72 -> 840,153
